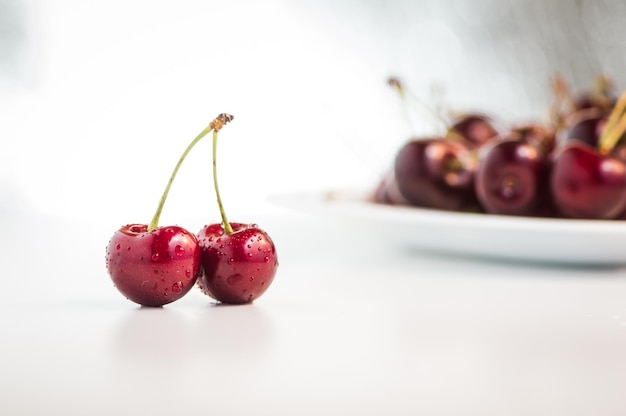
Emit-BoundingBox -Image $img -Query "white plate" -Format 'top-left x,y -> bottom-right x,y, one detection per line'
270,190 -> 626,266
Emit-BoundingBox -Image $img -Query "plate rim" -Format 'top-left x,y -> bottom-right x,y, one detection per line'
271,189 -> 626,234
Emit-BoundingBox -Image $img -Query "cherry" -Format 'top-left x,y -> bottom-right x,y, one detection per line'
474,131 -> 550,216
447,114 -> 498,148
105,114 -> 230,306
393,137 -> 480,211
106,224 -> 200,306
196,118 -> 278,304
559,108 -> 607,148
551,90 -> 626,219
551,142 -> 626,219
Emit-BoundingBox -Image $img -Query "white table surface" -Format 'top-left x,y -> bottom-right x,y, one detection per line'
2,208 -> 626,416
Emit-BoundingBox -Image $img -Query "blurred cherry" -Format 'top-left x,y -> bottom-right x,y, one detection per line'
551,90 -> 626,219
394,137 -> 480,211
475,128 -> 550,216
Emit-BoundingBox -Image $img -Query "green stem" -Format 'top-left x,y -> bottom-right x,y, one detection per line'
598,90 -> 626,155
212,130 -> 233,234
147,124 -> 214,231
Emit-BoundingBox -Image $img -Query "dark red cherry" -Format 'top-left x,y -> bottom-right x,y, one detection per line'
550,142 -> 626,219
559,108 -> 608,148
475,137 -> 549,216
394,138 -> 478,211
448,114 -> 499,148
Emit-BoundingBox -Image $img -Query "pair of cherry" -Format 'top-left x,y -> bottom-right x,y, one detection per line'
105,114 -> 278,307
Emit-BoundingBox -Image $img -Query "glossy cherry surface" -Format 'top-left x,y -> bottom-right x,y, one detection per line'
475,137 -> 549,216
550,142 -> 626,219
106,224 -> 201,306
197,222 -> 278,304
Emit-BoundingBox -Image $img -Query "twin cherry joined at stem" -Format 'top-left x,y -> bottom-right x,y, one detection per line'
105,113 -> 278,307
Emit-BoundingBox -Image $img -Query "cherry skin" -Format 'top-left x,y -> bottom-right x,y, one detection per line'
448,114 -> 498,148
559,108 -> 607,148
550,142 -> 626,219
197,223 -> 278,304
106,224 -> 201,306
475,136 -> 549,216
394,138 -> 479,211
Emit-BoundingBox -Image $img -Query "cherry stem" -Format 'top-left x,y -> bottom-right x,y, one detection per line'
598,90 -> 626,155
549,74 -> 576,129
212,129 -> 234,234
147,113 -> 234,232
387,76 -> 448,135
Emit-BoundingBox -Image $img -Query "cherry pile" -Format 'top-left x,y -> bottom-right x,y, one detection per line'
105,114 -> 278,307
373,75 -> 626,220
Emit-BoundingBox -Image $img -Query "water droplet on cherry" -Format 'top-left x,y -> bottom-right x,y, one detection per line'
175,245 -> 185,256
151,252 -> 160,262
172,281 -> 183,293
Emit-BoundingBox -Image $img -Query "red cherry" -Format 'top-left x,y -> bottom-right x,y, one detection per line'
551,90 -> 626,219
550,142 -> 626,219
196,119 -> 278,304
106,114 -> 233,306
197,223 -> 277,304
559,108 -> 607,148
106,224 -> 200,306
475,136 -> 549,216
394,138 -> 479,211
448,114 -> 498,148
